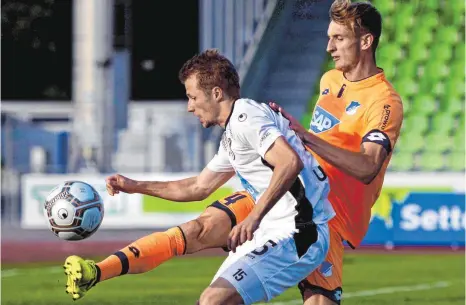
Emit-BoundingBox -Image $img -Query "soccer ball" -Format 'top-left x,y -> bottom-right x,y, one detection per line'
44,181 -> 104,241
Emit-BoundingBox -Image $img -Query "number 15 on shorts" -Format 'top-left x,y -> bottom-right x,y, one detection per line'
233,269 -> 247,281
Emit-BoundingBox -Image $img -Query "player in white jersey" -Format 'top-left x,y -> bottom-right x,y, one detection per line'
203,98 -> 335,304
178,50 -> 335,304
210,98 -> 333,241
63,49 -> 333,305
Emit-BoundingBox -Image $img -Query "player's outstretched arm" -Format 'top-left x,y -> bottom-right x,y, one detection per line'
105,168 -> 234,202
269,101 -> 402,185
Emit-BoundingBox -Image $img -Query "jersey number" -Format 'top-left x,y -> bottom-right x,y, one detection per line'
312,165 -> 327,181
251,240 -> 277,256
233,269 -> 247,281
221,193 -> 247,206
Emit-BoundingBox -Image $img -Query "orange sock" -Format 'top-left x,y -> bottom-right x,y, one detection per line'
96,226 -> 186,282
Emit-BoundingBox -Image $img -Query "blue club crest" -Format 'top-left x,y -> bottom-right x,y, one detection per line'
345,101 -> 361,115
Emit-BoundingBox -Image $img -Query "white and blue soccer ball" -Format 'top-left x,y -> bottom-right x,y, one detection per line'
44,181 -> 104,241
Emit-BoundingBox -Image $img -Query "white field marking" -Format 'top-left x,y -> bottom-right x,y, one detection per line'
1,269 -> 19,278
262,281 -> 451,305
2,266 -> 62,278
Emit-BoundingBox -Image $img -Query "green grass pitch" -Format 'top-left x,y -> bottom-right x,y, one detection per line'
2,253 -> 464,305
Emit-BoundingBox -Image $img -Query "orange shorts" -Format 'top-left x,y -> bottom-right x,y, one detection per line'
298,223 -> 344,304
209,191 -> 255,228
211,191 -> 344,304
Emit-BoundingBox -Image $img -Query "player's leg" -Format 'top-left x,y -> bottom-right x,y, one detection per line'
199,278 -> 244,305
184,191 -> 255,254
200,222 -> 330,305
64,191 -> 254,300
299,224 -> 344,305
95,191 -> 254,279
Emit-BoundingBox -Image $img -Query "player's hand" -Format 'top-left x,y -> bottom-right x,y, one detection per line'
269,102 -> 308,141
105,174 -> 137,196
227,213 -> 261,253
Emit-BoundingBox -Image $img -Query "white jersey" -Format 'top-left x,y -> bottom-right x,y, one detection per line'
207,99 -> 335,239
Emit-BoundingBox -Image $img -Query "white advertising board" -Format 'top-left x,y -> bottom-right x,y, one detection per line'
21,173 -> 243,229
21,172 -> 464,229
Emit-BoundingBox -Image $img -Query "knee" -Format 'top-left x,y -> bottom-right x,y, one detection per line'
199,278 -> 244,305
198,288 -> 217,305
179,215 -> 214,254
198,287 -> 232,305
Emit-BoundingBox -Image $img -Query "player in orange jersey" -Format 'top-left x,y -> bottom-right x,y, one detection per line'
268,0 -> 403,304
63,1 -> 402,304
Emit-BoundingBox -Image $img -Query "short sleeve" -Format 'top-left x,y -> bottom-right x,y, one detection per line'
206,138 -> 234,173
236,112 -> 284,158
319,70 -> 335,95
361,97 -> 403,154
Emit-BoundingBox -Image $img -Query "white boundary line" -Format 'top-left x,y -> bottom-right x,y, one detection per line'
2,266 -> 62,278
263,281 -> 451,305
1,269 -> 19,278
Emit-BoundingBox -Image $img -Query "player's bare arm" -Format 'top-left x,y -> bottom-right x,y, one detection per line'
106,168 -> 234,201
270,102 -> 388,185
301,133 -> 386,184
228,136 -> 304,251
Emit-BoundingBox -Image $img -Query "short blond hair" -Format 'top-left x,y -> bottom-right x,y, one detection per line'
330,0 -> 382,53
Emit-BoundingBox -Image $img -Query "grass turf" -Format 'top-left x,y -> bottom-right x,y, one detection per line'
2,253 -> 464,305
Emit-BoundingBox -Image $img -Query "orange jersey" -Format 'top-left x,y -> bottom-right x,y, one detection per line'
308,69 -> 403,247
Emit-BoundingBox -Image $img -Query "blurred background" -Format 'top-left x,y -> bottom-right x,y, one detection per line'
1,0 -> 465,304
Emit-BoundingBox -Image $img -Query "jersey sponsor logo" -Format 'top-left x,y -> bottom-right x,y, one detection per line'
380,104 -> 391,130
321,88 -> 329,95
310,106 -> 340,134
345,101 -> 361,115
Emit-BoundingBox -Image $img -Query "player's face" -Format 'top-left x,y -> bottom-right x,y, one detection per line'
326,21 -> 361,72
185,74 -> 219,128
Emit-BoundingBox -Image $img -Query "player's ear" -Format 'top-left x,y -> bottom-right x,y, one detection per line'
212,87 -> 223,102
361,33 -> 373,51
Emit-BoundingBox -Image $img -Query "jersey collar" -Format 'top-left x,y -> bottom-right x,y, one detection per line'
224,100 -> 237,129
341,68 -> 385,89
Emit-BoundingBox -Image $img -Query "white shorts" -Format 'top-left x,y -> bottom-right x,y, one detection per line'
211,222 -> 330,305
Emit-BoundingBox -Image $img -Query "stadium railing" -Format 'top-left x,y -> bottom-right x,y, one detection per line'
199,0 -> 278,83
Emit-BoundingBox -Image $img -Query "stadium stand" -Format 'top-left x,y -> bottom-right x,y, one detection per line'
303,0 -> 465,172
